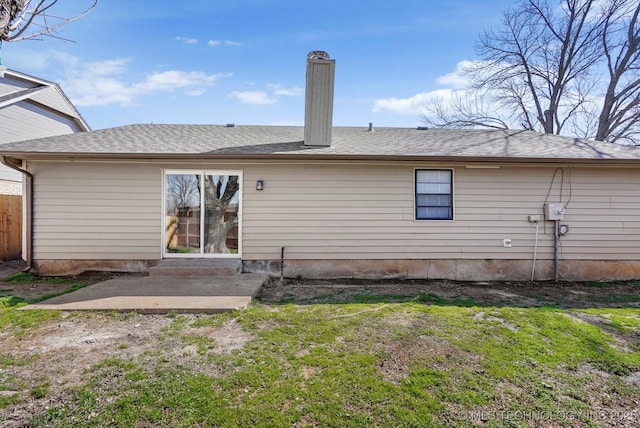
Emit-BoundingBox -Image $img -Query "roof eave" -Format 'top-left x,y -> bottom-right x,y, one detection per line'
3,69 -> 58,87
2,151 -> 639,165
51,85 -> 91,132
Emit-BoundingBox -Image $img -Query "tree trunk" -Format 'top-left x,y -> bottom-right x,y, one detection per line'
202,175 -> 239,254
204,207 -> 236,254
595,89 -> 616,141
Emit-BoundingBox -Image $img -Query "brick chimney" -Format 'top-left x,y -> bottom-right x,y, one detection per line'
304,51 -> 335,146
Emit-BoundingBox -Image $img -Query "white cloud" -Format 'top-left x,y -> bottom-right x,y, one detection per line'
175,36 -> 199,44
59,59 -> 232,107
133,70 -> 229,93
4,46 -> 233,107
373,89 -> 458,114
84,58 -> 130,76
228,90 -> 277,105
208,39 -> 243,47
185,89 -> 205,96
58,58 -> 134,107
436,60 -> 474,89
373,61 -> 483,115
373,59 -> 601,136
228,82 -> 303,105
266,83 -> 303,96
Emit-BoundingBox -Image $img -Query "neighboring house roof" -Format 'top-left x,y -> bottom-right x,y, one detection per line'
0,67 -> 91,183
2,124 -> 640,164
0,68 -> 91,141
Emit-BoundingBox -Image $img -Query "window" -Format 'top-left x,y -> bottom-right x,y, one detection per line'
164,171 -> 242,257
415,169 -> 453,220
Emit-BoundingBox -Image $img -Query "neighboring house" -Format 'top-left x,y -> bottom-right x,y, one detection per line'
1,53 -> 640,281
0,67 -> 90,194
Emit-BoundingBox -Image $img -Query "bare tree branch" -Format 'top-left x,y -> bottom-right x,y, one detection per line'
595,1 -> 640,143
420,95 -> 510,130
422,0 -> 640,144
0,0 -> 98,42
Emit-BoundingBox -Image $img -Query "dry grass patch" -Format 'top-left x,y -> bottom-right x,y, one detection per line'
1,277 -> 639,427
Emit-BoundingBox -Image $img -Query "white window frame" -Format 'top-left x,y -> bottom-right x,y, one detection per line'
414,168 -> 455,221
162,169 -> 243,258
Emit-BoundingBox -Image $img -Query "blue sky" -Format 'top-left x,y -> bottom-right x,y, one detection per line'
1,0 -> 509,130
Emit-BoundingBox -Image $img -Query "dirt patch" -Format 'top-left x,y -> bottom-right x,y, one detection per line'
1,263 -> 639,426
0,260 -> 25,279
0,260 -> 134,302
185,319 -> 253,354
300,365 -> 321,380
257,277 -> 640,309
376,333 -> 475,385
1,313 -> 169,425
0,312 -> 253,426
0,282 -> 60,301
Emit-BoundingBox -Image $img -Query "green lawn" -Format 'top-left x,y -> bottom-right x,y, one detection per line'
1,288 -> 639,427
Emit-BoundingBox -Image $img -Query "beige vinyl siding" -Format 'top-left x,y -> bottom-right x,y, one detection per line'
30,162 -> 162,259
28,159 -> 640,263
552,168 -> 640,257
243,163 -> 524,259
242,163 -> 640,262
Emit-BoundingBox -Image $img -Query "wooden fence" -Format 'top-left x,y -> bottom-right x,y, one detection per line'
0,195 -> 22,261
165,214 -> 238,253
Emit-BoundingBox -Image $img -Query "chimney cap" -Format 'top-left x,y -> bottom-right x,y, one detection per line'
307,50 -> 330,61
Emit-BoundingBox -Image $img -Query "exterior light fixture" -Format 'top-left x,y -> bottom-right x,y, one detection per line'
256,180 -> 264,190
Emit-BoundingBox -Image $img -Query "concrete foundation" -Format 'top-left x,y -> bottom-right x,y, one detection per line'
32,258 -> 640,282
149,259 -> 242,277
33,259 -> 153,276
243,259 -> 640,282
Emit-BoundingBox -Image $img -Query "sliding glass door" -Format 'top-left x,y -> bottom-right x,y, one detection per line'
164,171 -> 241,257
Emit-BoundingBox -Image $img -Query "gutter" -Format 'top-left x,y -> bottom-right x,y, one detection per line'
1,156 -> 33,271
2,151 -> 640,166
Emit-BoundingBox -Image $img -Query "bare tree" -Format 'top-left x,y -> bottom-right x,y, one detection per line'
423,94 -> 511,130
166,174 -> 200,214
596,1 -> 640,143
422,0 -> 640,144
0,0 -> 98,42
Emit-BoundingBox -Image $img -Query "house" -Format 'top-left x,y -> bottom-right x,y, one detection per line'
0,67 -> 90,195
1,52 -> 640,281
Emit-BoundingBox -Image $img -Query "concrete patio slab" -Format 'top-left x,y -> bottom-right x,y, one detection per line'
21,274 -> 268,314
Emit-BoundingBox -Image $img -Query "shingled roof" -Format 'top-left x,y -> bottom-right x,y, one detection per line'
2,123 -> 640,164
